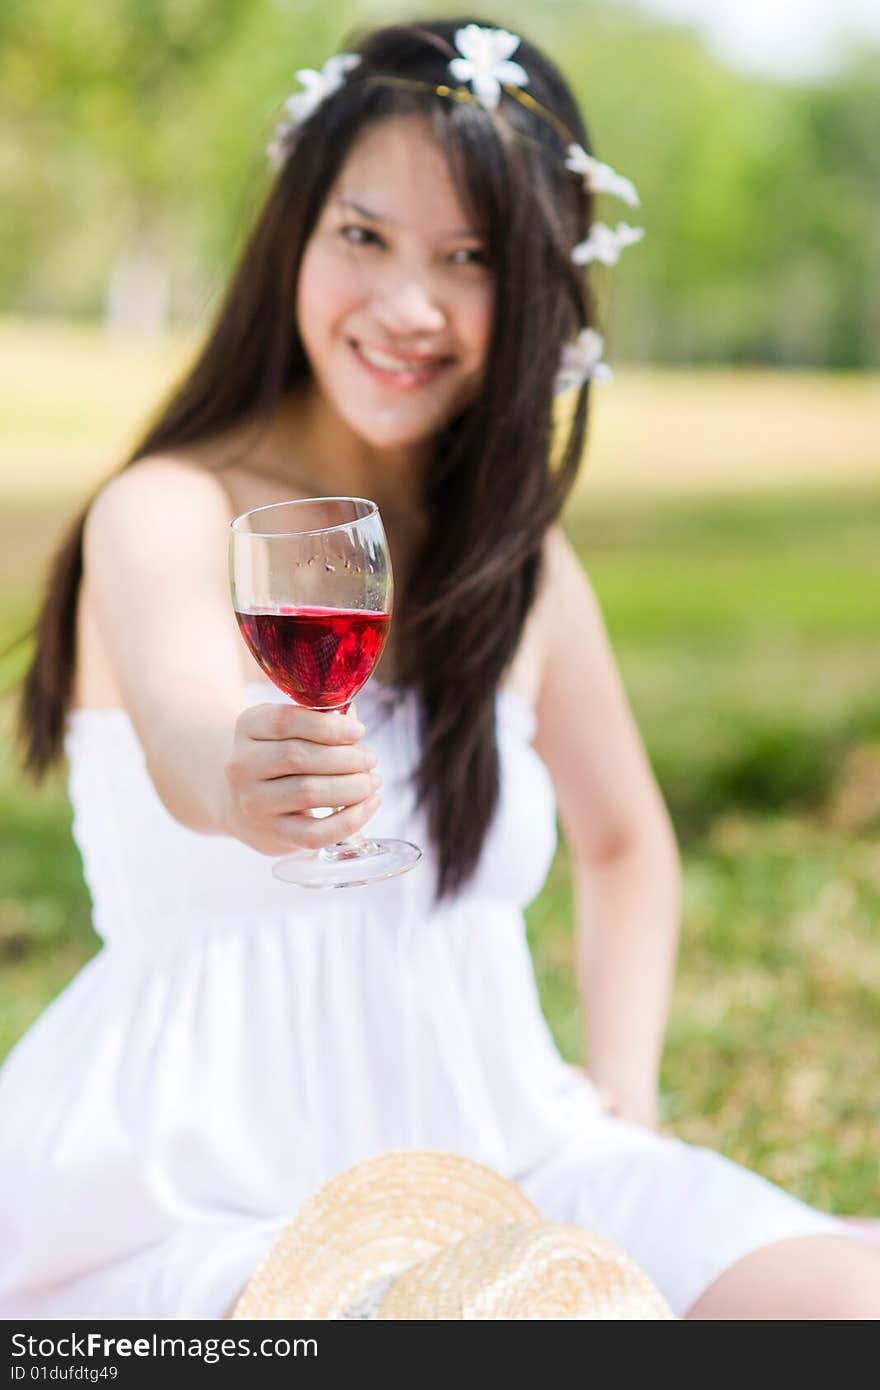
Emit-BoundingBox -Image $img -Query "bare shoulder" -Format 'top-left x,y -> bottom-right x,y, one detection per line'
531,523 -> 601,676
530,521 -> 673,858
502,525 -> 593,706
539,522 -> 595,599
82,455 -> 239,591
85,455 -> 234,541
75,457 -> 240,709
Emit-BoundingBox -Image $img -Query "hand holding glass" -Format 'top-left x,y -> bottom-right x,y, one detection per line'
229,497 -> 421,888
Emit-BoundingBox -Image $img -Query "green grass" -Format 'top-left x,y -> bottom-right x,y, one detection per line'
526,820 -> 880,1213
2,483 -> 880,1213
571,488 -> 880,839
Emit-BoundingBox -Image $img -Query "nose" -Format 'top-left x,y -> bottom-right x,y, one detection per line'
371,271 -> 446,337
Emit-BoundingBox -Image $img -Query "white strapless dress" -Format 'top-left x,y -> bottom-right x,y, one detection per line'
0,680 -> 847,1319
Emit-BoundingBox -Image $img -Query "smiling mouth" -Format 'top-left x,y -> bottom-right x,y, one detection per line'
349,339 -> 454,385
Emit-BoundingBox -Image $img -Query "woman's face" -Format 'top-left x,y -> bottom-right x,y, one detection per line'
296,114 -> 494,451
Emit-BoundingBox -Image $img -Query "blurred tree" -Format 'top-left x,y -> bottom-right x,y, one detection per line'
1,0 -> 360,322
793,53 -> 880,367
1,0 -> 878,365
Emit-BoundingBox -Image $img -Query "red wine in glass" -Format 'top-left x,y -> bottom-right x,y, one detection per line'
229,496 -> 421,890
235,606 -> 391,711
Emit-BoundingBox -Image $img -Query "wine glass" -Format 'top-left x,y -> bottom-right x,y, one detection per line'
229,497 -> 422,889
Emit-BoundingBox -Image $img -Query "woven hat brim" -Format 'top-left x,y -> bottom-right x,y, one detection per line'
378,1220 -> 675,1320
230,1149 -> 541,1319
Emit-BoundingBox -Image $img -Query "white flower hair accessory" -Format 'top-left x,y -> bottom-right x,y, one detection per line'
554,328 -> 613,395
447,24 -> 529,110
267,53 -> 361,169
565,144 -> 640,208
572,221 -> 645,267
285,53 -> 361,123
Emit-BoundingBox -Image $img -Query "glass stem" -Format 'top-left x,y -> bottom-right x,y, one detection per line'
310,702 -> 375,855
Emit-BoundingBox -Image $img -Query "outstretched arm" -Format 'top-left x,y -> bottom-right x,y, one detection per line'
532,526 -> 681,1129
81,458 -> 378,853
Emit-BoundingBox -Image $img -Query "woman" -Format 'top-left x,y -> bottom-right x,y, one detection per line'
3,18 -> 878,1319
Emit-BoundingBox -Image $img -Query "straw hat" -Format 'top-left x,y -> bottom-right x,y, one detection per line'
229,1150 -> 673,1320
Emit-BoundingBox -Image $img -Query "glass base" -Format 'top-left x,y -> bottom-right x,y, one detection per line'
271,837 -> 422,889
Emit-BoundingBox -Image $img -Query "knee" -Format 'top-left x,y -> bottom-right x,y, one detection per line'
686,1236 -> 880,1320
819,1249 -> 880,1319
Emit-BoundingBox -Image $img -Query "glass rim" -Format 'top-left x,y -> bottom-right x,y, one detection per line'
229,496 -> 379,539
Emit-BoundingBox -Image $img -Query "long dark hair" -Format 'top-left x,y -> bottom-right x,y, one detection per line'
19,16 -> 595,904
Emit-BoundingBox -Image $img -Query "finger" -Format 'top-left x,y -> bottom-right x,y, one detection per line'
245,738 -> 378,780
259,770 -> 381,814
280,793 -> 382,849
241,702 -> 365,744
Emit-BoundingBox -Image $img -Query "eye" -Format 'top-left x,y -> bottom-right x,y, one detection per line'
338,224 -> 384,249
448,246 -> 489,267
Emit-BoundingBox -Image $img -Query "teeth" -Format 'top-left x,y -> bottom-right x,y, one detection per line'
357,343 -> 440,373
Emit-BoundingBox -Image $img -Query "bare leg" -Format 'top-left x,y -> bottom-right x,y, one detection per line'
686,1235 -> 880,1320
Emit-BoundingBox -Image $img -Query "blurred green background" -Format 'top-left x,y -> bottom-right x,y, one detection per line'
4,0 -> 879,363
1,1 -> 878,1214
